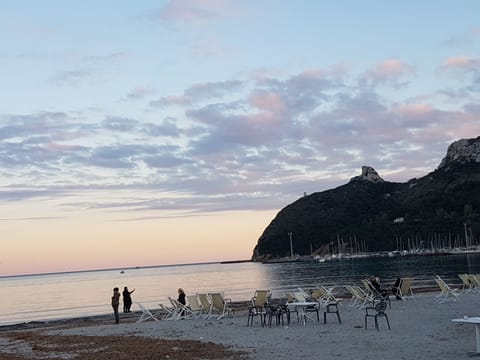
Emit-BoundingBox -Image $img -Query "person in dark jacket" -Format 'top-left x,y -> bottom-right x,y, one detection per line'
122,286 -> 135,313
177,288 -> 186,317
391,277 -> 402,300
177,288 -> 186,305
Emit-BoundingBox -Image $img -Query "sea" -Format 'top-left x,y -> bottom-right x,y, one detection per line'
1,253 -> 479,325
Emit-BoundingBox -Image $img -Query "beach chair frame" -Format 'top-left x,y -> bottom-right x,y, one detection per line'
136,302 -> 160,322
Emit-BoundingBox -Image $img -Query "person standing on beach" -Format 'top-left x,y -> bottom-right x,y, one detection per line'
177,288 -> 186,317
111,287 -> 120,324
122,287 -> 135,313
177,288 -> 186,305
391,277 -> 402,300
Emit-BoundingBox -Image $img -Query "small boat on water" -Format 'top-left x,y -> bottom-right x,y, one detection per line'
120,270 -> 125,274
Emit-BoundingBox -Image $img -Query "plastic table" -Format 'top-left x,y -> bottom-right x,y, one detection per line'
452,317 -> 480,356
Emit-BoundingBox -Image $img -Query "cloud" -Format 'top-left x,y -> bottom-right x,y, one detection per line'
87,145 -> 146,169
50,69 -> 93,86
248,91 -> 286,113
184,80 -> 243,100
441,56 -> 480,73
101,116 -> 139,132
142,118 -> 184,137
2,60 -> 479,217
439,56 -> 480,95
149,95 -> 192,108
124,87 -> 156,101
360,59 -> 415,88
149,80 -> 243,108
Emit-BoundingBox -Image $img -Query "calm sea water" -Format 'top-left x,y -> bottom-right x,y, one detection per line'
1,253 -> 479,325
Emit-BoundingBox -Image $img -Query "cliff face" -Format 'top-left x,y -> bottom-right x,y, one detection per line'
252,137 -> 480,261
438,136 -> 480,170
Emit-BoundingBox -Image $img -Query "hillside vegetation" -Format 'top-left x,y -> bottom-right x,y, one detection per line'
252,137 -> 480,261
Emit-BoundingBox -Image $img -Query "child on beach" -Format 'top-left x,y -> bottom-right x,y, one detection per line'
111,287 -> 120,324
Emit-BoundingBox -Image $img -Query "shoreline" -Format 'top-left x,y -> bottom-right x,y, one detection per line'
0,285 -> 452,331
1,291 -> 478,359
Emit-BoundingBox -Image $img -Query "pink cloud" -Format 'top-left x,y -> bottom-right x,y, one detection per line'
367,59 -> 415,81
441,56 -> 480,71
392,103 -> 433,116
249,92 -> 286,113
45,143 -> 85,152
248,111 -> 280,126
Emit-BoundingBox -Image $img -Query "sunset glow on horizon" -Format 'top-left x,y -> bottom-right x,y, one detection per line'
1,1 -> 480,276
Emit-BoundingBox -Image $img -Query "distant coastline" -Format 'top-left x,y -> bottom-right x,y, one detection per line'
0,260 -> 228,279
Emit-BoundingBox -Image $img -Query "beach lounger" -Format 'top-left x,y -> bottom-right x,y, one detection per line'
135,302 -> 160,322
434,275 -> 460,303
247,290 -> 271,327
312,286 -> 342,305
209,292 -> 235,320
458,274 -> 474,293
345,285 -> 373,309
362,279 -> 391,308
292,290 -> 308,302
251,290 -> 271,308
157,303 -> 177,320
398,277 -> 415,300
168,297 -> 195,319
467,274 -> 480,292
197,293 -> 213,319
186,295 -> 205,318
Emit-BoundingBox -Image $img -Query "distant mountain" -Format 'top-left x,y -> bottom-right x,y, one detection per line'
252,137 -> 480,261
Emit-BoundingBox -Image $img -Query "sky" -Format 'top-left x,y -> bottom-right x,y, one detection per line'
1,0 -> 480,276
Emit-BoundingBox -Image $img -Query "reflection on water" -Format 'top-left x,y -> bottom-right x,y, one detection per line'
1,253 -> 479,324
263,253 -> 480,297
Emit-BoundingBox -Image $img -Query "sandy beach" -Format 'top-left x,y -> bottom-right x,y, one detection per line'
1,291 -> 479,359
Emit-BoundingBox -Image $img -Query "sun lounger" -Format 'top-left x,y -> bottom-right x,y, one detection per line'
362,279 -> 391,308
398,277 -> 415,300
197,293 -> 213,319
186,295 -> 205,318
467,274 -> 480,292
311,286 -> 341,305
434,275 -> 460,303
208,292 -> 235,320
136,302 -> 160,322
168,297 -> 195,319
346,285 -> 373,309
458,274 -> 474,293
158,303 -> 177,320
251,290 -> 271,308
